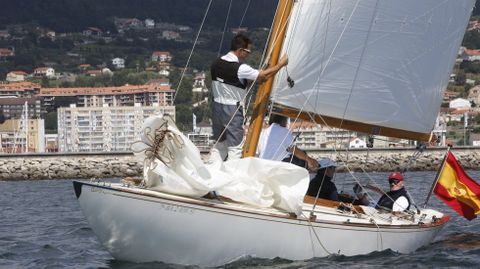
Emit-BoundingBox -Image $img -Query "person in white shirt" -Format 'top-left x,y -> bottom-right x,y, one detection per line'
257,114 -> 318,170
209,34 -> 288,162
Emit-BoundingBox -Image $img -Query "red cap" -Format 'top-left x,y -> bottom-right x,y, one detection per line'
388,172 -> 404,181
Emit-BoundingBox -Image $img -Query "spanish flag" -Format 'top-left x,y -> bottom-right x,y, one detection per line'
434,151 -> 480,220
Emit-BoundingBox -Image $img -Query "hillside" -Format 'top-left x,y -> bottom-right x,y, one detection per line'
0,0 -> 277,32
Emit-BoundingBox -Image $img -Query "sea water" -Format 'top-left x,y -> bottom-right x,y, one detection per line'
1,171 -> 480,268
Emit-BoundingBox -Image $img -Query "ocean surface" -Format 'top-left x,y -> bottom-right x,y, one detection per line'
1,171 -> 480,269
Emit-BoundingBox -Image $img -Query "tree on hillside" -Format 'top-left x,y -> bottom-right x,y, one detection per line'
41,76 -> 50,88
44,111 -> 57,133
170,68 -> 194,131
463,30 -> 480,49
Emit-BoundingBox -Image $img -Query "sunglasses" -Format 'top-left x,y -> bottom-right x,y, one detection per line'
388,179 -> 401,185
242,48 -> 251,54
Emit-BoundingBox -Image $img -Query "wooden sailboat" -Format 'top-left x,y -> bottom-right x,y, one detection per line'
73,0 -> 475,266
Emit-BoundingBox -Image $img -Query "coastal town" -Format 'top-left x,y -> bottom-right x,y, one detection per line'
2,2 -> 480,269
1,16 -> 480,153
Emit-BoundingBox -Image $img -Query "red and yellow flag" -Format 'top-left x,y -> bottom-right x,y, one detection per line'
434,151 -> 480,220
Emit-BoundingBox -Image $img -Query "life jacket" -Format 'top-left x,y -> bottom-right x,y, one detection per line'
376,187 -> 411,211
210,58 -> 247,106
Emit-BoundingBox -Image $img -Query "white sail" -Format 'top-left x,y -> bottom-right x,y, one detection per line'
271,0 -> 474,137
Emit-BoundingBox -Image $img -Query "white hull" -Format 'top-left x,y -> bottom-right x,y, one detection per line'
74,181 -> 449,267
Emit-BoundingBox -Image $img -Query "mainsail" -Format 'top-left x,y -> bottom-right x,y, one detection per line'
270,0 -> 475,141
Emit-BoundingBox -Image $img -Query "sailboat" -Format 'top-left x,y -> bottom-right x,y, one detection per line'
73,0 -> 475,266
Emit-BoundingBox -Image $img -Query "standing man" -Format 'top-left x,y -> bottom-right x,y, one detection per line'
210,33 -> 288,162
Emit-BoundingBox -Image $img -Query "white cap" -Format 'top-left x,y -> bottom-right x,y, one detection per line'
318,158 -> 336,169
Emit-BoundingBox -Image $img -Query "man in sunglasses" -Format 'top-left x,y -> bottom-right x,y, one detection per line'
375,172 -> 411,212
210,33 -> 288,163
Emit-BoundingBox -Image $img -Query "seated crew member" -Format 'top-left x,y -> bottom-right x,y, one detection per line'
257,114 -> 318,170
375,172 -> 411,212
305,158 -> 339,200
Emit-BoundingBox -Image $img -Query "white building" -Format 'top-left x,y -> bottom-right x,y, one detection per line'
151,51 -> 172,62
462,48 -> 480,61
6,71 -> 28,82
192,72 -> 207,93
290,121 -> 357,149
34,67 -> 55,78
112,57 -> 125,69
57,103 -> 175,152
349,137 -> 367,148
449,98 -> 471,109
145,19 -> 155,29
158,61 -> 170,76
162,31 -> 180,40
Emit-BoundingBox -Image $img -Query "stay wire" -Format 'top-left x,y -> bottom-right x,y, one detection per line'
238,0 -> 251,28
217,0 -> 233,57
173,0 -> 213,103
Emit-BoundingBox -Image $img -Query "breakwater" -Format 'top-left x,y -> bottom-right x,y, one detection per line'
0,147 -> 479,181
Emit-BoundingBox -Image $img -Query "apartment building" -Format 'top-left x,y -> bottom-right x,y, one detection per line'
0,82 -> 41,98
0,97 -> 43,119
39,84 -> 174,110
57,103 -> 175,152
0,118 -> 45,153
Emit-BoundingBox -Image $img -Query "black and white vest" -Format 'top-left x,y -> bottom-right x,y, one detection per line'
210,58 -> 247,106
376,187 -> 411,211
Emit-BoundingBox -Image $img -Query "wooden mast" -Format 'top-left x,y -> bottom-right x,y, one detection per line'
242,0 -> 294,157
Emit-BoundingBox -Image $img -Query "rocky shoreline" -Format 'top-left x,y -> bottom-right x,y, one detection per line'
1,148 -> 479,181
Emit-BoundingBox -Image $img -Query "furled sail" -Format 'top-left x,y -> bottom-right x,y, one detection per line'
271,0 -> 475,140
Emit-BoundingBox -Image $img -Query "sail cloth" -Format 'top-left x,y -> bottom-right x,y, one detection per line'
434,151 -> 480,220
131,115 -> 310,215
271,0 -> 475,137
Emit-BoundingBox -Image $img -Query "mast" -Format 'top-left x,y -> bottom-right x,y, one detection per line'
24,101 -> 28,153
242,0 -> 294,157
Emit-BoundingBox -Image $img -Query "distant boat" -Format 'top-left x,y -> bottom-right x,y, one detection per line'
74,0 -> 475,266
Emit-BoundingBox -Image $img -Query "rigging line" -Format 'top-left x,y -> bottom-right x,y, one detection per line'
338,0 -> 381,132
243,0 -> 283,121
273,0 -> 361,146
268,1 -> 327,161
260,0 -> 292,70
217,0 -> 233,57
238,0 -> 251,28
370,216 -> 384,251
172,0 -> 213,103
302,213 -> 332,255
307,0 -> 362,92
310,167 -> 329,214
312,0 -> 333,116
241,0 -> 277,127
239,0 -> 289,130
283,0 -> 361,153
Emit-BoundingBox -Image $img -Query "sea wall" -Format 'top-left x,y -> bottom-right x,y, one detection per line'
1,148 -> 479,181
0,153 -> 143,181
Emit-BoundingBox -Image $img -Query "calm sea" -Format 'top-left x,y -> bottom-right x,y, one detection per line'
1,171 -> 480,269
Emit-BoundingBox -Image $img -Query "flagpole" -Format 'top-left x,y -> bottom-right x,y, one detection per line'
423,146 -> 450,209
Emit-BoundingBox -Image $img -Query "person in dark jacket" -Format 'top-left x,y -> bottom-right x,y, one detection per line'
306,158 -> 339,200
376,172 -> 411,212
